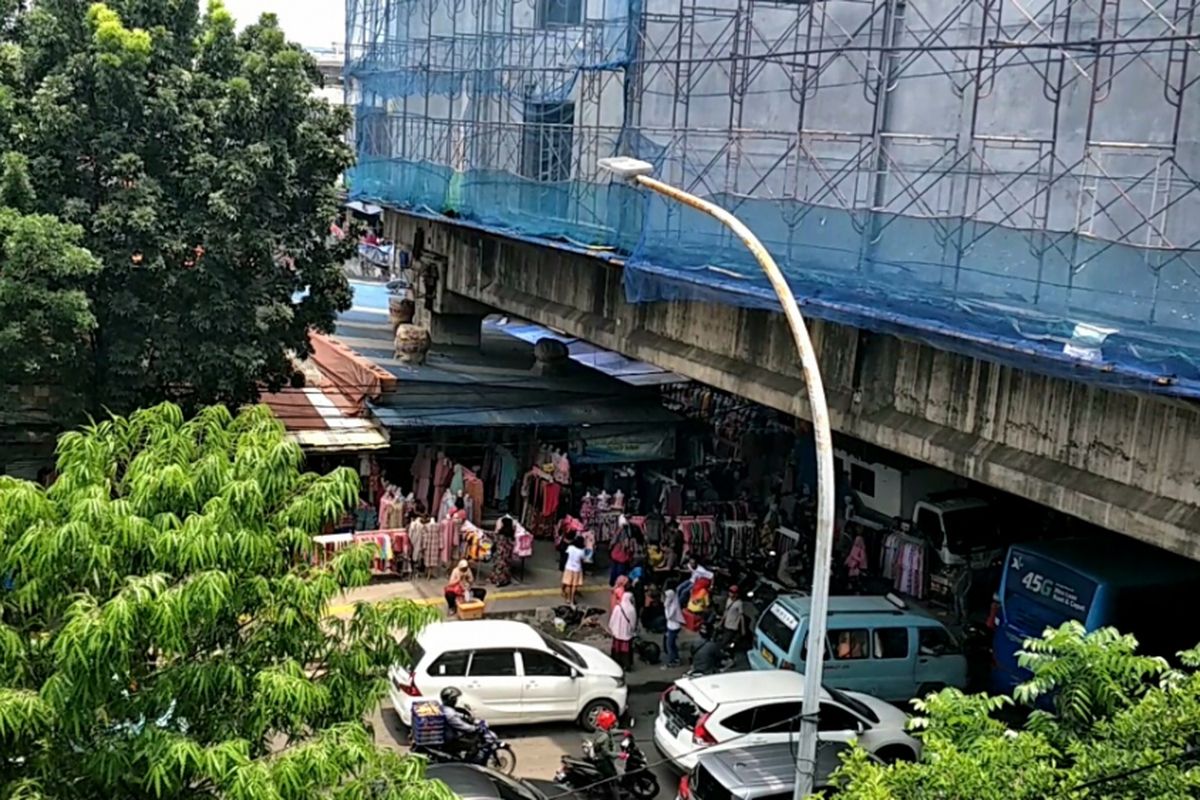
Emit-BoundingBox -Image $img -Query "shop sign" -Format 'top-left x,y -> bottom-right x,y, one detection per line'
576,428 -> 676,463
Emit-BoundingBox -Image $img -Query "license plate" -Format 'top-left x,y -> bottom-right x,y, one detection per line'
666,718 -> 680,737
761,647 -> 776,665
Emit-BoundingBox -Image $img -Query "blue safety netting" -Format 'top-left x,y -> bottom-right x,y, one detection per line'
344,0 -> 1200,398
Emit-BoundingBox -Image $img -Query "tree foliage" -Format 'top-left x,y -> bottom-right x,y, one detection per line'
829,622 -> 1200,799
3,0 -> 354,416
0,403 -> 448,800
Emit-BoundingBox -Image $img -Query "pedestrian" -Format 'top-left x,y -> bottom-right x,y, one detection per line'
676,558 -> 713,606
952,565 -> 973,623
609,524 -> 632,586
662,587 -> 684,667
491,516 -> 514,587
609,589 -> 637,670
562,534 -> 587,605
444,560 -> 474,616
720,585 -> 749,648
610,574 -> 630,611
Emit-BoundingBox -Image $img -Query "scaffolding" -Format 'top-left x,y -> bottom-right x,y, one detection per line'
345,0 -> 1200,396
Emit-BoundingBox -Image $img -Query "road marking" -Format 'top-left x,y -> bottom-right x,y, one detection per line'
326,583 -> 607,617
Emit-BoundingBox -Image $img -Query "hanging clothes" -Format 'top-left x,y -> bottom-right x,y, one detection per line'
410,517 -> 442,572
542,482 -> 561,517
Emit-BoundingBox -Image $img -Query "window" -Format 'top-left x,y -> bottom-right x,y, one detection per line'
817,703 -> 862,733
539,632 -> 585,668
720,709 -> 756,734
428,650 -> 469,677
520,100 -> 575,183
915,508 -> 944,546
520,649 -> 573,677
752,702 -> 801,733
849,464 -> 876,497
874,628 -> 910,659
830,629 -> 869,660
918,627 -> 960,657
536,0 -> 583,27
691,764 -> 732,800
469,649 -> 517,676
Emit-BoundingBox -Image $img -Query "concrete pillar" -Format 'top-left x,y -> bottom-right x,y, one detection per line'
429,311 -> 483,348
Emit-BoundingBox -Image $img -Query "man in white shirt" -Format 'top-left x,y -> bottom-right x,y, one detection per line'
675,559 -> 714,605
720,586 -> 749,646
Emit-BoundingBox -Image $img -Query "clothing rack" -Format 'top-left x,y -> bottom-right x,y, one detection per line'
719,520 -> 757,559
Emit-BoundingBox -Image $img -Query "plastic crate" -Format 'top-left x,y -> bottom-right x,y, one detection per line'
410,700 -> 446,746
457,599 -> 486,620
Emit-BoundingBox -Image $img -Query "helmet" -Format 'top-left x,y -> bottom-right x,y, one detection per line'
440,687 -> 462,708
698,621 -> 715,640
595,709 -> 618,731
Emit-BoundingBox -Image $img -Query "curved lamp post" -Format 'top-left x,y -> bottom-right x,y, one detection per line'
598,156 -> 837,800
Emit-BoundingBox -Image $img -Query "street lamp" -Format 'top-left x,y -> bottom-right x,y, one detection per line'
598,156 -> 837,800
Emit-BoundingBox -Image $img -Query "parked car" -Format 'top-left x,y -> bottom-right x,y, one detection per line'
653,669 -> 918,772
747,594 -> 967,701
389,620 -> 627,730
678,741 -> 853,800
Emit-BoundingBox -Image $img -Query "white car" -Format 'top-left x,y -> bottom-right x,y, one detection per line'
653,670 -> 919,772
388,620 -> 628,730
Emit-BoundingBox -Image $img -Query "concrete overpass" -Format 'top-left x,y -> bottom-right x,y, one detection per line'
380,208 -> 1200,560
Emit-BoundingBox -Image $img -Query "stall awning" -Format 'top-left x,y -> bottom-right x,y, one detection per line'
260,361 -> 390,452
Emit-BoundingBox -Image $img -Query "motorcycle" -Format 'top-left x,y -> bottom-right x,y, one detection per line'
555,728 -> 659,800
413,717 -> 517,775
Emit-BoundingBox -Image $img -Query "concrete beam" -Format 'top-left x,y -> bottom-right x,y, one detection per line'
383,209 -> 1200,560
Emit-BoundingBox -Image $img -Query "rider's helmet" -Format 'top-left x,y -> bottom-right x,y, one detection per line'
595,709 -> 619,731
440,687 -> 462,708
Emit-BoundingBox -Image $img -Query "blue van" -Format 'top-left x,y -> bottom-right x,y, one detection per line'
747,594 -> 967,702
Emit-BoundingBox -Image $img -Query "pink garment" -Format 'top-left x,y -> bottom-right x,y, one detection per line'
609,595 -> 636,642
431,455 -> 453,517
845,535 -> 868,577
439,518 -> 460,565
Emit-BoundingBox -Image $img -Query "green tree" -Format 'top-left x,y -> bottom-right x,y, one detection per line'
0,403 -> 446,800
0,198 -> 101,422
829,623 -> 1200,799
6,0 -> 354,415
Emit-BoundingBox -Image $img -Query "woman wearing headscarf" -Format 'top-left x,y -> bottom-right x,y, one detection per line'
608,590 -> 637,670
610,574 -> 630,611
491,517 -> 515,587
444,560 -> 474,616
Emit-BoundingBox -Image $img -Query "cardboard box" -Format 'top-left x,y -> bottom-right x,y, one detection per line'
457,599 -> 486,620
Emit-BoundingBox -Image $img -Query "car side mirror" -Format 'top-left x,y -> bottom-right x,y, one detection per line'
570,670 -> 580,679
855,721 -> 866,735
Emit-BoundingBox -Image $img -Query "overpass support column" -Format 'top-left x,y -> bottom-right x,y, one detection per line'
429,310 -> 484,347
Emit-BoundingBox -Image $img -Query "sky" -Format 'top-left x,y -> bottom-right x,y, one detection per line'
221,0 -> 345,50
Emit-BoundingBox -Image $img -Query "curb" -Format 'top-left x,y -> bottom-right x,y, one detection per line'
327,583 -> 608,617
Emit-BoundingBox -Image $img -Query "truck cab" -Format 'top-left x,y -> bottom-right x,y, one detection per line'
910,493 -> 1004,571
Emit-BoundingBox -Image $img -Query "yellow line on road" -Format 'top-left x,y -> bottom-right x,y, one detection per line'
326,583 -> 607,617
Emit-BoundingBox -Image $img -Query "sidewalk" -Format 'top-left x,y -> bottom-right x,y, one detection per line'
328,548 -> 607,617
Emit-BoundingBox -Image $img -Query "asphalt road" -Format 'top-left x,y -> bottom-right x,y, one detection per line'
368,679 -> 683,796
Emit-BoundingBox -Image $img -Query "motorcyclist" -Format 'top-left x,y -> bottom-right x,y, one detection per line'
691,622 -> 724,675
590,709 -> 622,800
439,687 -> 480,760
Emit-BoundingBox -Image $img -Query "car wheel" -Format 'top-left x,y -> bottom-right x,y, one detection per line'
875,745 -> 917,764
579,699 -> 619,731
916,683 -> 946,698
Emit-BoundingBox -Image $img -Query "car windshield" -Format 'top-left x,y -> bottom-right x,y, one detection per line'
760,604 -> 800,654
824,685 -> 879,724
487,771 -> 545,800
942,507 -> 1002,552
539,632 -> 585,668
